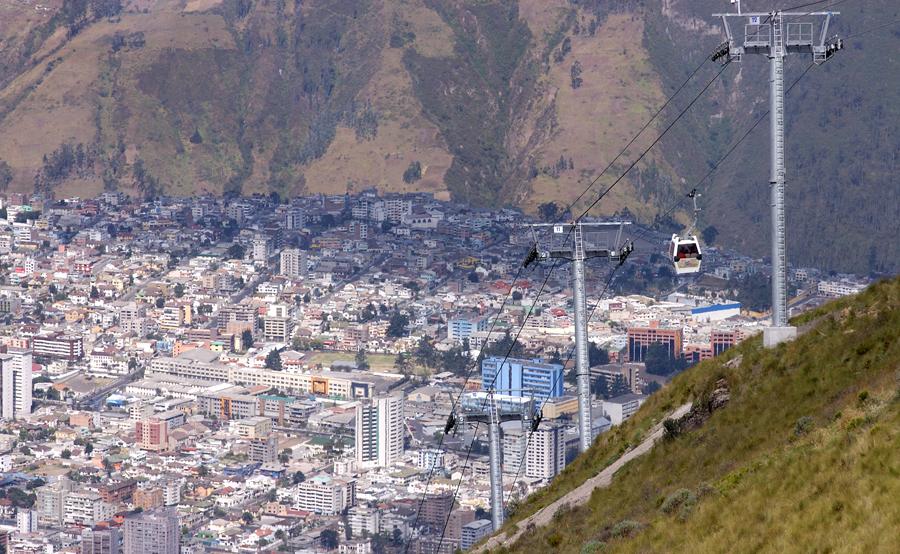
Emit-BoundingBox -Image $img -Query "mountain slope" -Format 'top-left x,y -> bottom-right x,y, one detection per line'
486,277 -> 900,553
0,0 -> 897,273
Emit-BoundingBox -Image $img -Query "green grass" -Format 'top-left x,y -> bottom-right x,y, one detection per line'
305,352 -> 400,372
494,277 -> 900,553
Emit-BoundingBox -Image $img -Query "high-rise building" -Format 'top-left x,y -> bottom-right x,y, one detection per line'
711,330 -> 741,356
123,508 -> 180,554
355,393 -> 404,468
480,357 -> 563,404
16,509 -> 38,534
500,421 -> 526,475
448,313 -> 488,343
119,303 -> 148,336
263,304 -> 293,343
418,493 -> 454,529
249,435 -> 278,464
35,477 -> 72,526
280,248 -> 303,278
135,419 -> 170,452
285,206 -> 305,230
64,492 -> 115,526
252,235 -> 270,264
31,333 -> 84,360
81,527 -> 121,554
500,421 -> 565,480
524,422 -> 566,480
0,348 -> 32,420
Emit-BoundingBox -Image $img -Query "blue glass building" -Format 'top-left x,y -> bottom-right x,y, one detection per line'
481,356 -> 564,403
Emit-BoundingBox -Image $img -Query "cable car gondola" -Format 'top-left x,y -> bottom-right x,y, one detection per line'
670,190 -> 703,275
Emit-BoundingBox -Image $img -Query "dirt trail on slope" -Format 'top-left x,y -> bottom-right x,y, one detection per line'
478,402 -> 693,552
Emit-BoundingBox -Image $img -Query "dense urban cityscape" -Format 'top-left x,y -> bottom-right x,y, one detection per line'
0,189 -> 871,553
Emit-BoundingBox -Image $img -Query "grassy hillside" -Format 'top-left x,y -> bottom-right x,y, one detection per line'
492,277 -> 899,553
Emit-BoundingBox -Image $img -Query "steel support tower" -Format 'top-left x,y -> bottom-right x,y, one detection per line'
486,395 -> 504,531
463,392 -> 534,532
532,221 -> 631,452
713,4 -> 842,347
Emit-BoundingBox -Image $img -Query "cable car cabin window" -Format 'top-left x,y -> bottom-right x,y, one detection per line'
677,242 -> 699,258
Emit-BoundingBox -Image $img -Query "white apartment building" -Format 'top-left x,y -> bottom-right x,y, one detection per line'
355,394 -> 405,469
347,506 -> 381,537
294,475 -> 356,515
120,305 -> 149,336
0,348 -> 32,420
64,492 -> 115,526
601,393 -> 646,426
280,248 -> 307,279
817,279 -> 866,298
252,234 -> 270,263
35,478 -> 73,526
417,449 -> 445,471
524,423 -> 566,480
285,207 -> 305,230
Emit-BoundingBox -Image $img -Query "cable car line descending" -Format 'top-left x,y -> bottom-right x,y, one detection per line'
562,56 -> 712,218
575,60 -> 734,222
503,259 -> 627,510
409,41 -> 740,554
403,259 -> 561,554
416,261 -> 562,554
405,259 -> 527,543
628,61 -> 816,270
499,56 -> 824,511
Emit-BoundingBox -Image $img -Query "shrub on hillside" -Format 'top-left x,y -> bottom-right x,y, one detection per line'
610,520 -> 641,539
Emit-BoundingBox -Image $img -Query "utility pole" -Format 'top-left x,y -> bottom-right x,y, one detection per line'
712,3 -> 842,347
532,221 -> 632,452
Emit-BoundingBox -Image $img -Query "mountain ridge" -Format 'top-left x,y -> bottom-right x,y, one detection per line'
0,0 -> 897,273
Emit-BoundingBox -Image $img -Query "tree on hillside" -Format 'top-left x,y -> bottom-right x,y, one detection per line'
265,349 -> 283,371
588,342 -> 609,367
594,372 -> 629,399
644,343 -> 685,376
226,243 -> 245,260
483,330 -> 525,360
570,60 -> 584,88
0,160 -> 12,191
174,283 -> 185,298
241,329 -> 254,351
414,336 -> 437,369
702,225 -> 719,245
355,349 -> 370,371
538,202 -> 560,222
395,352 -> 412,376
320,529 -> 339,549
403,161 -> 423,183
441,346 -> 469,376
387,312 -> 408,338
